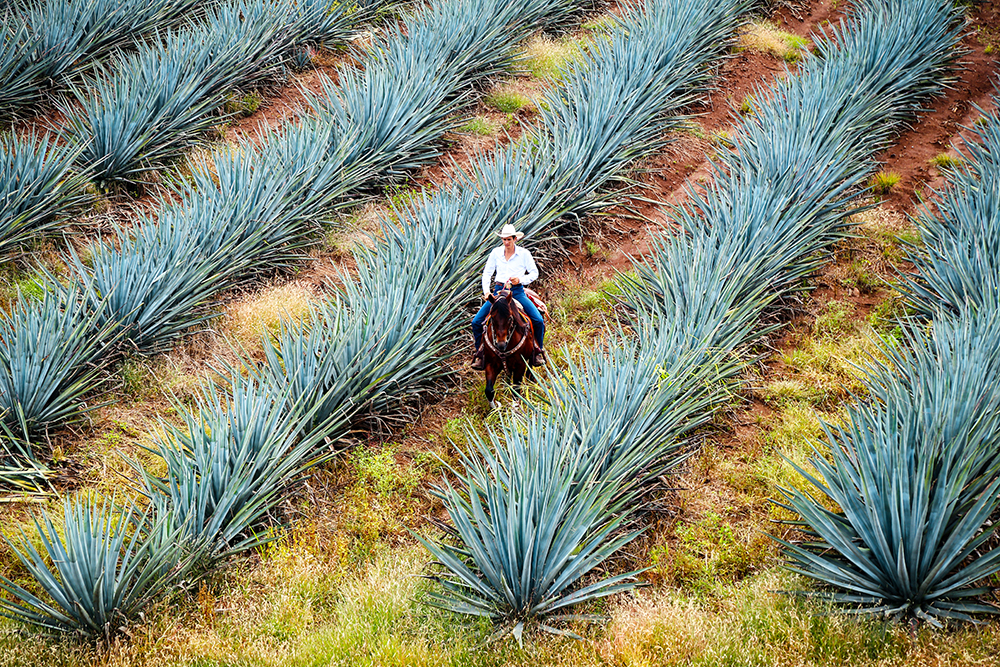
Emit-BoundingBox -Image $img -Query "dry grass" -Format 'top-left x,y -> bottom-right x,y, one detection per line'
520,34 -> 585,79
738,21 -> 810,62
223,281 -> 317,350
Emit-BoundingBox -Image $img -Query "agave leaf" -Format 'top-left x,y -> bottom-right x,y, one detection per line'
138,374 -> 338,563
0,285 -> 120,451
0,131 -> 91,258
0,494 -> 192,638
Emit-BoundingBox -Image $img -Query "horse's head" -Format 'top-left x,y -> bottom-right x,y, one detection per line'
489,290 -> 514,353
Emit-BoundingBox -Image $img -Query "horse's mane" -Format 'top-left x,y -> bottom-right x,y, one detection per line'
491,295 -> 511,320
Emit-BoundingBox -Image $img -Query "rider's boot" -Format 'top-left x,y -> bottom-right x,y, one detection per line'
471,345 -> 486,371
530,345 -> 546,367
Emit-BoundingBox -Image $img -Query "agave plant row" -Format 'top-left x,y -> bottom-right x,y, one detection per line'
0,0 -> 596,639
779,95 -> 1000,625
160,0 -> 755,638
0,0 -> 203,120
343,0 -> 759,635
217,0 -> 967,634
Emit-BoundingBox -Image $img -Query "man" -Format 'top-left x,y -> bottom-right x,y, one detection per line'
471,224 -> 545,370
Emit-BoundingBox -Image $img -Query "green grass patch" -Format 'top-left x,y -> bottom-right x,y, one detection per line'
484,90 -> 532,113
553,287 -> 608,324
738,21 -> 810,62
813,300 -> 857,339
759,378 -> 828,406
650,510 -> 769,596
780,316 -> 880,399
457,116 -> 495,135
117,357 -> 160,402
337,444 -> 432,563
0,271 -> 46,310
754,402 -> 836,508
521,34 -> 584,79
385,183 -> 421,211
224,90 -> 263,117
841,259 -> 882,294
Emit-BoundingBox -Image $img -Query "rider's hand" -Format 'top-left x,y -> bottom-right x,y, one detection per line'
509,276 -> 520,285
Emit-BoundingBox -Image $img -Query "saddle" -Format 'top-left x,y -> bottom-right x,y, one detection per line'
488,288 -> 547,326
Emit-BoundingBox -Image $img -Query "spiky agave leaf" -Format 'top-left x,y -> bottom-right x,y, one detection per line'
0,131 -> 91,258
139,375 -> 336,562
533,0 -> 752,214
0,15 -> 50,118
22,0 -> 205,79
169,125 -> 376,271
64,0 -> 294,183
0,419 -> 52,493
64,211 -> 243,355
540,324 -> 745,498
0,494 -> 191,638
776,311 -> 1000,623
0,286 -> 116,450
299,0 -> 585,184
419,417 -> 643,637
288,0 -> 378,50
637,0 -> 963,313
0,0 -> 204,118
904,96 -> 1000,316
253,270 -> 458,440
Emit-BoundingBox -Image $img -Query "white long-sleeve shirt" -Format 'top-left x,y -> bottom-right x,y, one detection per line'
481,246 -> 539,297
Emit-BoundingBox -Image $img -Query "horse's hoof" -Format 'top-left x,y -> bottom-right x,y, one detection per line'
489,400 -> 498,410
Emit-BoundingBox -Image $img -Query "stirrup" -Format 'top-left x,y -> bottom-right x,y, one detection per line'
471,349 -> 486,371
530,348 -> 546,367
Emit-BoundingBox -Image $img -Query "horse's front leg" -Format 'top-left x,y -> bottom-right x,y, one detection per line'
510,359 -> 528,411
485,361 -> 499,410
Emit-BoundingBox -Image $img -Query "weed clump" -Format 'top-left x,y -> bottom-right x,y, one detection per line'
738,21 -> 809,62
869,170 -> 901,194
457,117 -> 494,135
521,34 -> 583,79
484,89 -> 532,113
930,152 -> 963,169
224,90 -> 263,117
813,300 -> 857,338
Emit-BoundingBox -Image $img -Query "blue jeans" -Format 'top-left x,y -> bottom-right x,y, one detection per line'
472,283 -> 544,351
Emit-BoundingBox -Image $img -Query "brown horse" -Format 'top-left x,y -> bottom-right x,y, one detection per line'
482,289 -> 534,409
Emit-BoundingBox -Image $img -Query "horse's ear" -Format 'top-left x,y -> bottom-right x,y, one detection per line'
487,293 -> 496,303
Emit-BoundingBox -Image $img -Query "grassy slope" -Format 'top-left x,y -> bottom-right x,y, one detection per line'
3,3 -> 1000,666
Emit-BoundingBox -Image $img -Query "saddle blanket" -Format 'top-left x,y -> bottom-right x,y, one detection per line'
523,287 -> 548,319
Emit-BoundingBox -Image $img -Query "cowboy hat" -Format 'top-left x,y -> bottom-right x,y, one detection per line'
496,223 -> 524,240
